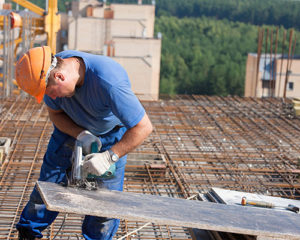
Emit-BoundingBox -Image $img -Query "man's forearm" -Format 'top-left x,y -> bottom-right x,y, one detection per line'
48,107 -> 153,154
111,113 -> 153,158
48,107 -> 84,138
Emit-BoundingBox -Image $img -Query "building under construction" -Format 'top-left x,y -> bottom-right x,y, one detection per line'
245,28 -> 300,99
0,0 -> 300,239
0,94 -> 299,239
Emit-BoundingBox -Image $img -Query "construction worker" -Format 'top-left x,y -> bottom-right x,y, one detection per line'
15,46 -> 153,240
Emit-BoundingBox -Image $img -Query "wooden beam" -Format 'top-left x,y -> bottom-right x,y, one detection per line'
37,181 -> 300,239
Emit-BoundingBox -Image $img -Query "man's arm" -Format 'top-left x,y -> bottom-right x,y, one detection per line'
47,106 -> 153,156
47,106 -> 84,138
82,112 -> 153,176
111,113 -> 153,158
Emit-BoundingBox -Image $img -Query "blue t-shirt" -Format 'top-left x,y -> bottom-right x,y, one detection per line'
44,50 -> 145,135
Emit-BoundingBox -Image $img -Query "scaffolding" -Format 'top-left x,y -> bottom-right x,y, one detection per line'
0,95 -> 299,239
0,10 -> 17,98
0,0 -> 60,99
0,9 -> 40,99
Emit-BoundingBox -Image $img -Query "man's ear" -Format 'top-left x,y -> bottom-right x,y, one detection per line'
54,72 -> 65,82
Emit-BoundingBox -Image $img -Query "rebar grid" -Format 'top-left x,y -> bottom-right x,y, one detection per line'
143,95 -> 300,198
0,95 -> 299,239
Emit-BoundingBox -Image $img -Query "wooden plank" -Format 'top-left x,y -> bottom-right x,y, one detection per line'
37,181 -> 300,239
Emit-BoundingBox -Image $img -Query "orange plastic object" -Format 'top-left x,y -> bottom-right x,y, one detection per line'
15,46 -> 52,103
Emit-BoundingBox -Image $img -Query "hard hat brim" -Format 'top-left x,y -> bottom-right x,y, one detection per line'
35,87 -> 46,103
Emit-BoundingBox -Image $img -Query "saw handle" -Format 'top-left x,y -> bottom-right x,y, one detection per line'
91,142 -> 98,154
87,142 -> 116,179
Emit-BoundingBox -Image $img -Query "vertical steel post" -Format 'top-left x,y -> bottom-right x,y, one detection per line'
273,28 -> 279,97
262,29 -> 269,98
3,15 -> 8,97
255,28 -> 263,98
277,30 -> 286,97
269,29 -> 273,97
283,30 -> 293,99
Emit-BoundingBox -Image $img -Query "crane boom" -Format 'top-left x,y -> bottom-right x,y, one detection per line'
11,0 -> 45,16
10,0 -> 60,53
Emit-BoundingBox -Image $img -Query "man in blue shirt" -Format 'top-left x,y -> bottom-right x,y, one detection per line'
14,46 -> 153,240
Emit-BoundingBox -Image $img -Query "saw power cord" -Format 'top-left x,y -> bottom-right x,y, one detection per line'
52,213 -> 68,240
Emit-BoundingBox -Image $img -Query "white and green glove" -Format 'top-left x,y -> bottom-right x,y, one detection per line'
76,130 -> 101,155
83,150 -> 115,177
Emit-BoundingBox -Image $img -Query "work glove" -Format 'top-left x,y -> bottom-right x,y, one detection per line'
76,130 -> 101,155
82,150 -> 114,177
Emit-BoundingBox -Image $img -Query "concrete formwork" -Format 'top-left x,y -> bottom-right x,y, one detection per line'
0,95 -> 299,239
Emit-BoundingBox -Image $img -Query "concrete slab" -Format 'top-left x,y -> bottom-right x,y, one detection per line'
37,181 -> 300,239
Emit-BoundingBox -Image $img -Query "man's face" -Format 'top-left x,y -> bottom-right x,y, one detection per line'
45,72 -> 76,100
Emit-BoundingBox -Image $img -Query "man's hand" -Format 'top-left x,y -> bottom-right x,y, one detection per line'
77,130 -> 101,155
82,151 -> 114,176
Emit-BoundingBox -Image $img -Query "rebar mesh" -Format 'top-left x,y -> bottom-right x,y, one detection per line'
0,95 -> 299,239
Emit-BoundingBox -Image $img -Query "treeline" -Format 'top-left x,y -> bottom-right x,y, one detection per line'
105,0 -> 300,31
21,0 -> 300,31
155,16 -> 260,95
23,0 -> 300,31
156,17 -> 300,96
155,0 -> 300,30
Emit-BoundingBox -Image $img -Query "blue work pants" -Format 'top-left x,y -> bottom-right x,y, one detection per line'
16,126 -> 127,240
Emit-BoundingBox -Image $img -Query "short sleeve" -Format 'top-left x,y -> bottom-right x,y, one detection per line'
108,85 -> 145,129
44,95 -> 61,110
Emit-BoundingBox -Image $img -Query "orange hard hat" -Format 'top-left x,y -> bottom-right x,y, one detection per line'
15,46 -> 52,103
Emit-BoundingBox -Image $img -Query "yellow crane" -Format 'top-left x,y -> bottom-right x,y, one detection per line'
10,0 -> 61,54
0,0 -> 60,94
